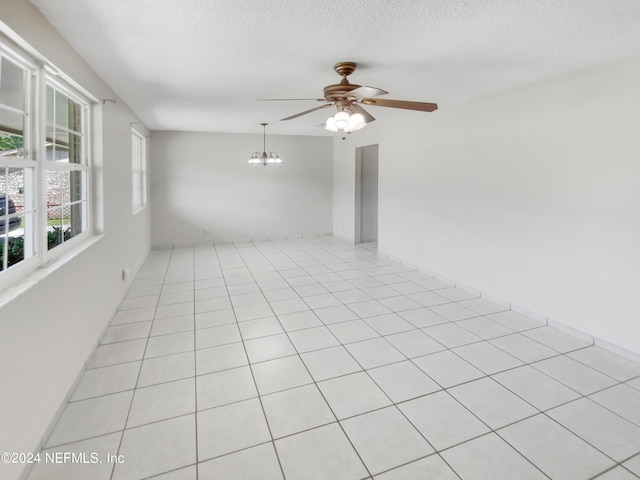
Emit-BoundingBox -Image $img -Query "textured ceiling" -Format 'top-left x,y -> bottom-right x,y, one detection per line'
29,0 -> 640,136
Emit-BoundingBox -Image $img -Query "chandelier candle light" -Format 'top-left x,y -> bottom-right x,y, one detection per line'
248,123 -> 282,165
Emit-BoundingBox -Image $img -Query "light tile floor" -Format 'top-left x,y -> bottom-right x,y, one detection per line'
27,237 -> 640,480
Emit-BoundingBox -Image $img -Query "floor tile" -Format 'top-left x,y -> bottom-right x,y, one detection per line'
457,297 -> 508,315
303,293 -> 342,309
198,443 -> 283,480
346,337 -> 405,369
533,355 -> 617,395
197,366 -> 257,410
111,307 -> 156,325
489,333 -> 558,363
28,433 -> 121,480
362,285 -> 404,299
374,454 -> 459,479
333,289 -> 372,304
158,290 -> 193,306
499,414 -> 614,480
442,433 -> 547,480
196,342 -> 248,375
277,310 -> 323,331
275,423 -> 368,480
399,391 -> 490,451
428,302 -> 478,321
328,319 -> 380,344
244,333 -> 296,363
252,355 -> 313,394
364,313 -> 415,335
45,391 -> 133,447
568,346 -> 640,381
70,362 -> 140,401
195,323 -> 241,349
590,384 -> 640,426
522,326 -> 591,353
486,310 -> 544,331
233,302 -> 274,321
348,300 -> 393,318
150,315 -> 194,336
155,301 -> 195,319
138,351 -> 195,387
197,398 -> 271,461
101,321 -> 152,344
113,414 -> 196,480
456,316 -> 513,340
624,455 -> 640,476
262,384 -> 335,438
318,371 -> 392,420
195,308 -> 236,329
377,295 -> 423,312
301,345 -> 362,381
436,287 -> 479,302
270,298 -> 309,315
413,350 -> 485,388
238,316 -> 285,340
492,365 -> 580,411
288,325 -> 340,352
453,342 -> 523,374
594,467 -> 640,480
398,307 -> 449,328
386,330 -> 445,358
548,397 -> 640,461
422,322 -> 481,348
314,304 -> 360,324
88,339 -> 147,368
145,331 -> 194,358
341,406 -> 434,475
127,377 -> 195,428
407,291 -> 449,307
448,377 -> 538,429
368,361 -> 441,403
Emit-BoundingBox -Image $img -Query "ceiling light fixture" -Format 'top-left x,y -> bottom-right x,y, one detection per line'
248,123 -> 282,165
325,110 -> 366,133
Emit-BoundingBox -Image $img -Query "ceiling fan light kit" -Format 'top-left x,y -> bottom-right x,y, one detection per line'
274,61 -> 437,133
248,123 -> 282,166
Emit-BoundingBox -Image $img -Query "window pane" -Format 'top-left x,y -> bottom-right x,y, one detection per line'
46,170 -> 62,209
54,91 -> 81,132
46,86 -> 53,124
0,108 -> 25,141
0,57 -> 25,111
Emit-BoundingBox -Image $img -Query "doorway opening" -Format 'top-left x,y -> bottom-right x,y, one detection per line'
355,144 -> 379,246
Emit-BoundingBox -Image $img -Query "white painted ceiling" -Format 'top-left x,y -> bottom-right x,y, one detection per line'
29,0 -> 640,136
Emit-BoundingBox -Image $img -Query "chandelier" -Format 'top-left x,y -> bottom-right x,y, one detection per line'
248,123 -> 282,165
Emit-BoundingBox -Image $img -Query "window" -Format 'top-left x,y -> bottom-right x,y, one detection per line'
0,34 -> 94,285
131,128 -> 146,213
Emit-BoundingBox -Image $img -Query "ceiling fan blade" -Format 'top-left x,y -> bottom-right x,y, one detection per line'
347,86 -> 389,100
349,103 -> 375,123
257,98 -> 326,101
281,103 -> 333,121
361,98 -> 438,112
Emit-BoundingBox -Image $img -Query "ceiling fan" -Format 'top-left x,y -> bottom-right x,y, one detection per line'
262,62 -> 438,132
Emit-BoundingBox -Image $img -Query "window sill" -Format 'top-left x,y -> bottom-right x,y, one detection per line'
0,234 -> 105,311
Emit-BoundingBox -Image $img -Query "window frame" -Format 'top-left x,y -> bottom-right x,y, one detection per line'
131,127 -> 147,214
0,32 -> 96,291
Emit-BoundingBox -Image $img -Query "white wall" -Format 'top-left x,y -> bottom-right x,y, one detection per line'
0,2 -> 151,479
334,55 -> 640,356
151,131 -> 333,246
